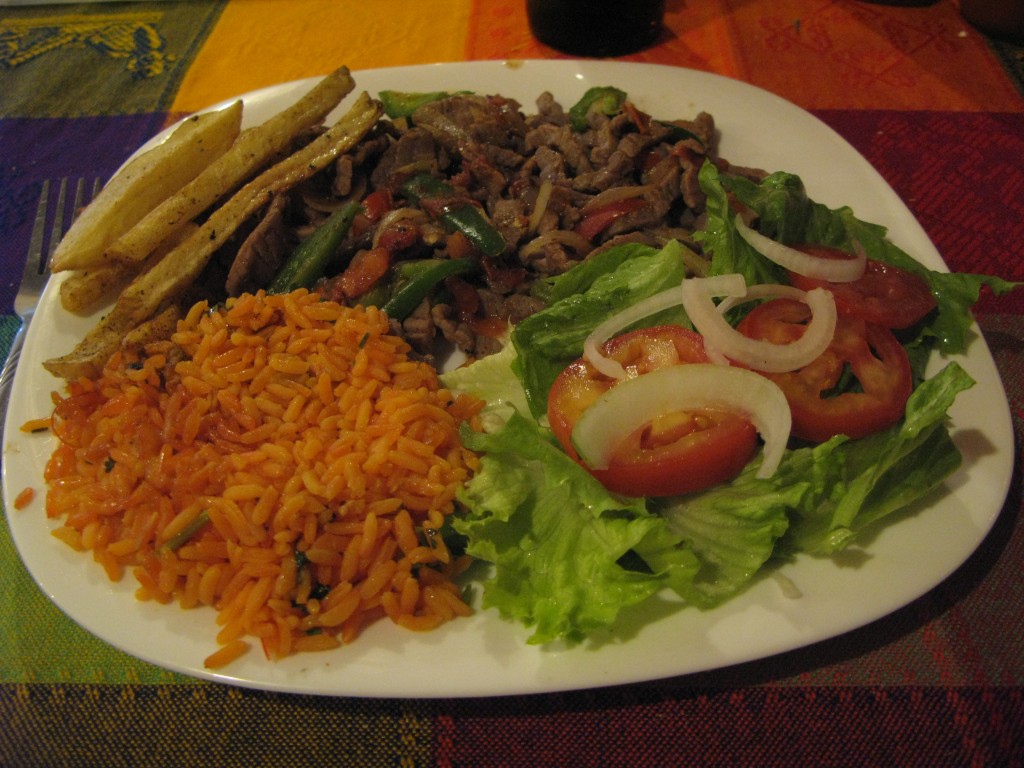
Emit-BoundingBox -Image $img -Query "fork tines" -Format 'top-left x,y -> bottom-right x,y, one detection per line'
30,177 -> 104,274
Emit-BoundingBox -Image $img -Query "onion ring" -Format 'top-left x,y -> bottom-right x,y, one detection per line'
371,208 -> 428,249
582,285 -> 685,379
681,275 -> 837,372
572,363 -> 791,480
580,185 -> 650,214
734,214 -> 866,283
527,179 -> 554,234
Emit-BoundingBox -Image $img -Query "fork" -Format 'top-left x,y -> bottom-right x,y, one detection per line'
0,177 -> 102,417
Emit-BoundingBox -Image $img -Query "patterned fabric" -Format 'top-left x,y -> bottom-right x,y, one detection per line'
1,684 -> 1022,766
0,2 -> 228,118
168,0 -> 475,113
0,1 -> 1022,766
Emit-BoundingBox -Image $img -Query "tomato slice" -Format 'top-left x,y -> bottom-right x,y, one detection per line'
547,325 -> 758,497
787,245 -> 936,329
737,298 -> 912,442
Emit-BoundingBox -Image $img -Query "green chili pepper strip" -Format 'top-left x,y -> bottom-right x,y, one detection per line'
267,201 -> 362,294
379,90 -> 453,119
382,258 -> 477,320
399,174 -> 506,258
441,206 -> 506,258
657,121 -> 705,148
568,86 -> 627,131
399,173 -> 450,203
160,510 -> 210,553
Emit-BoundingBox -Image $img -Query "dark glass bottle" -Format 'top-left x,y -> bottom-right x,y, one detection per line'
526,0 -> 666,57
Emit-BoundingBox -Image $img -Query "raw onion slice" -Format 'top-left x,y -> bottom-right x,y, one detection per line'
734,214 -> 866,283
572,363 -> 791,479
715,282 -> 806,314
583,285 -> 685,379
681,275 -> 837,372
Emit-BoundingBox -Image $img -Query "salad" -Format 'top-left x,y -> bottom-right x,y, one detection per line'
441,159 -> 1015,645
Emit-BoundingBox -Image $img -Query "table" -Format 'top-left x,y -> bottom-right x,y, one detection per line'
1,1 -> 1022,765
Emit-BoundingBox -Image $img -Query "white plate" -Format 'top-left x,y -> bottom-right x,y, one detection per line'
2,60 -> 1014,698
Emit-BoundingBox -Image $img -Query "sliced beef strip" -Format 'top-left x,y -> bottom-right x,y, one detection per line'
225,193 -> 293,297
332,129 -> 393,198
430,286 -> 548,360
714,157 -> 769,183
571,149 -> 637,193
461,147 -> 510,203
529,145 -> 570,184
302,93 -> 726,361
525,122 -> 593,175
518,239 -> 578,277
677,111 -> 717,149
369,128 -> 448,190
477,289 -> 547,325
490,196 -> 530,250
588,231 -> 663,257
530,91 -> 567,123
412,94 -> 529,159
400,298 -> 438,357
431,303 -> 476,355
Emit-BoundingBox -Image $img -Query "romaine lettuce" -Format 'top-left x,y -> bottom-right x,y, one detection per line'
455,413 -> 700,644
777,361 -> 973,555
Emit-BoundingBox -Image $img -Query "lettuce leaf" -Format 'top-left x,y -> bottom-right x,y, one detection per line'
440,341 -> 528,433
448,350 -> 973,643
455,413 -> 700,644
653,469 -> 798,608
779,361 -> 974,555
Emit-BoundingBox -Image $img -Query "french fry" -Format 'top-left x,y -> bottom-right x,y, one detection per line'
58,264 -> 136,315
50,101 -> 243,273
107,66 -> 357,265
44,91 -> 383,381
122,305 -> 182,349
41,311 -> 137,381
42,303 -> 181,381
59,223 -> 200,314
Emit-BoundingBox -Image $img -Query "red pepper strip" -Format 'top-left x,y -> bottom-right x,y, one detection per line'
361,189 -> 393,223
337,247 -> 391,300
574,198 -> 647,241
